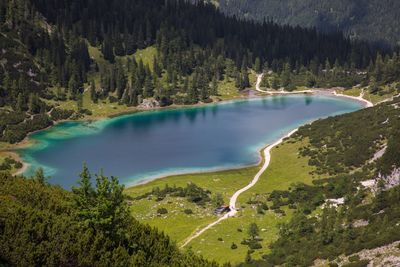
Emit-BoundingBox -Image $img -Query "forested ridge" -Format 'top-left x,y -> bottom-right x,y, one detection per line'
217,0 -> 400,46
1,0 -> 395,144
0,168 -> 219,266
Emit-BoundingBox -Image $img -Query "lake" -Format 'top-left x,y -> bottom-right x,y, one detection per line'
20,95 -> 363,188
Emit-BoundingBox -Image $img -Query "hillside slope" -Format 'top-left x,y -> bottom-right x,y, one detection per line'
218,0 -> 400,46
239,96 -> 400,266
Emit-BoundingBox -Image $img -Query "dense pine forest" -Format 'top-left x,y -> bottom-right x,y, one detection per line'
1,0 -> 396,144
217,0 -> 400,46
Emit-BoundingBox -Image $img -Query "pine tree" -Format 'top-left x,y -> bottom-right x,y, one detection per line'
210,77 -> 218,96
254,57 -> 261,73
77,93 -> 83,111
143,74 -> 154,98
248,222 -> 259,240
241,68 -> 250,89
281,63 -> 291,89
34,168 -> 46,185
102,36 -> 115,63
15,93 -> 24,112
90,80 -> 97,103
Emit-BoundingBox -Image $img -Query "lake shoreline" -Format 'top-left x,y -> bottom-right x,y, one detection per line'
7,89 -> 369,178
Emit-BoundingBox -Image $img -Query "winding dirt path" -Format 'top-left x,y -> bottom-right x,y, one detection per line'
181,128 -> 298,248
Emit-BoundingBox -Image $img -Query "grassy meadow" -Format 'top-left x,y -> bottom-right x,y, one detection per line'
125,136 -> 318,264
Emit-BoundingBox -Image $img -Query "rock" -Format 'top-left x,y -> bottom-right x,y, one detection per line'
353,219 -> 369,228
138,98 -> 160,110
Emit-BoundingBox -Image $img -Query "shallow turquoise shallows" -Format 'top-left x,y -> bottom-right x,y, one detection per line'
20,95 -> 363,188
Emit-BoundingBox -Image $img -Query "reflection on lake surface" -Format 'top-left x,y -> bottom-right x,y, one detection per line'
21,95 -> 362,188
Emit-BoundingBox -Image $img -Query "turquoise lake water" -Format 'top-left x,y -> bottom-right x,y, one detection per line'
20,95 -> 363,188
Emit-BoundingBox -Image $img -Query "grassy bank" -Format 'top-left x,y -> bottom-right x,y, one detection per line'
125,136 -> 317,264
125,166 -> 259,244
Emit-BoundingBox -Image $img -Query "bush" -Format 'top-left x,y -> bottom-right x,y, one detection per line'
231,243 -> 238,249
248,241 -> 262,250
342,259 -> 369,267
348,255 -> 360,262
157,208 -> 168,215
261,202 -> 269,210
257,205 -> 265,214
50,109 -> 74,120
217,237 -> 223,241
14,161 -> 23,169
109,96 -> 118,103
274,209 -> 286,216
183,209 -> 193,215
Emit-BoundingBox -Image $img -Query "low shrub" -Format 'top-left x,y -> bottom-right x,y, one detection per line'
183,209 -> 193,215
157,208 -> 168,215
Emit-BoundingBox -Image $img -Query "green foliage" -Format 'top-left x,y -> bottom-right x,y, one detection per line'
297,97 -> 400,175
183,209 -> 193,215
157,208 -> 168,215
219,0 -> 400,45
1,113 -> 53,143
243,98 -> 400,266
342,260 -> 370,267
247,223 -> 259,240
0,170 -> 218,266
0,157 -> 22,171
134,182 -> 212,206
212,193 -> 225,207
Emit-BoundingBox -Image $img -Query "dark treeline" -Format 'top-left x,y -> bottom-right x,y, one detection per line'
0,167 -> 219,266
260,50 -> 400,91
31,0 -> 377,68
218,0 -> 400,46
0,0 -> 394,143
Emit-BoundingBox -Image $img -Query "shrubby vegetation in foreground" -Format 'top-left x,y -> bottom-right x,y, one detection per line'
0,167 -> 218,267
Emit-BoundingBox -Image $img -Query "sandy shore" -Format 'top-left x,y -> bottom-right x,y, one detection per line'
11,152 -> 30,176
0,150 -> 30,176
333,89 -> 374,108
255,73 -> 374,108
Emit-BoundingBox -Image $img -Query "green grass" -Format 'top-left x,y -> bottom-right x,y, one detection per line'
125,166 -> 259,244
186,138 -> 316,264
339,87 -> 362,97
238,138 -> 316,203
338,85 -> 398,104
363,86 -> 397,104
44,89 -> 135,118
125,137 -> 317,264
128,195 -> 217,244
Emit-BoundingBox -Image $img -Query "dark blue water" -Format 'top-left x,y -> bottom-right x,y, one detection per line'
20,95 -> 363,188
